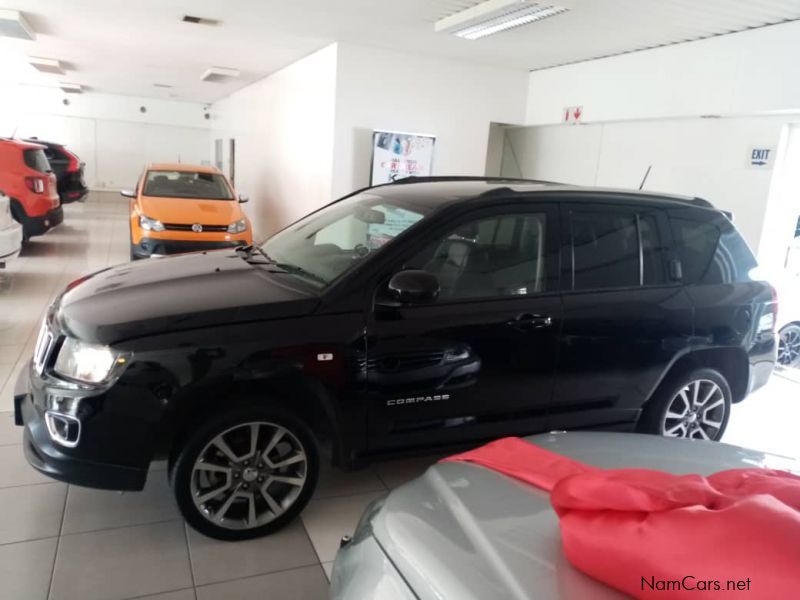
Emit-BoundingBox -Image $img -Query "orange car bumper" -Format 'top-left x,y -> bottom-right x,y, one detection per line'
130,222 -> 253,259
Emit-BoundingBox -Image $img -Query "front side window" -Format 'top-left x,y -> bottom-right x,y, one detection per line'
571,209 -> 665,291
262,193 -> 429,289
143,170 -> 234,200
405,212 -> 549,301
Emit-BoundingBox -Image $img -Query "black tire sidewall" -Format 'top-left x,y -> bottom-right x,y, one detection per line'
171,404 -> 319,541
639,368 -> 732,441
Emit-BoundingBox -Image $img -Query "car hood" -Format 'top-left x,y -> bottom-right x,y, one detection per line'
372,432 -> 797,600
55,250 -> 319,345
139,195 -> 242,225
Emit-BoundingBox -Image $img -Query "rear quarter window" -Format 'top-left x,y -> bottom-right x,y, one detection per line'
23,149 -> 51,173
671,212 -> 757,284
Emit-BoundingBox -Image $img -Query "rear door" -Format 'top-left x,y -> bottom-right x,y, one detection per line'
551,200 -> 693,431
364,202 -> 563,451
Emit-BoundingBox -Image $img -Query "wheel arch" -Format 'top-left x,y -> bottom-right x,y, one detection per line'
163,373 -> 347,473
647,347 -> 750,406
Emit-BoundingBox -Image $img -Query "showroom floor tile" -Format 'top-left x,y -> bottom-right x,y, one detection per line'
0,193 -> 797,599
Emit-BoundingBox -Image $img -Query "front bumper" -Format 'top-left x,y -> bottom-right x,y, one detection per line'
18,205 -> 64,239
132,237 -> 247,259
14,362 -> 148,491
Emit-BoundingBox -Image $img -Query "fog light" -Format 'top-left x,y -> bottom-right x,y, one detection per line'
45,411 -> 81,447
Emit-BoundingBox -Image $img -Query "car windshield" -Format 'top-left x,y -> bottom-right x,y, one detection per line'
261,191 -> 430,289
143,170 -> 234,200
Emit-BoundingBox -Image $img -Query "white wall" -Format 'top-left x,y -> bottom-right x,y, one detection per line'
210,45 -> 338,237
525,20 -> 800,125
0,85 -> 211,190
504,115 -> 794,264
514,21 -> 800,270
330,43 -> 529,199
210,42 -> 529,238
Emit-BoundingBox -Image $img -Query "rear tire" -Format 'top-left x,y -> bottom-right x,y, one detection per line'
171,404 -> 319,541
638,368 -> 731,441
778,323 -> 800,368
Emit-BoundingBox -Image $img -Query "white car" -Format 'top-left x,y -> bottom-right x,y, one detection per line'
0,191 -> 23,267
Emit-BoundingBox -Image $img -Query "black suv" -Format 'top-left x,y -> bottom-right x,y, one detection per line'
15,178 -> 777,540
23,138 -> 88,204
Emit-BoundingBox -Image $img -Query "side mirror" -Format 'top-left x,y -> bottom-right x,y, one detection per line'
238,194 -> 249,203
120,189 -> 136,199
386,270 -> 440,305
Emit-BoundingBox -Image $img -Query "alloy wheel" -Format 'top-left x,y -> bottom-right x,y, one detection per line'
778,325 -> 800,367
661,379 -> 726,440
190,421 -> 308,530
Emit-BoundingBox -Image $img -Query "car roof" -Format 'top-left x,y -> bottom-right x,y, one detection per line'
0,137 -> 46,151
146,163 -> 223,175
22,138 -> 62,149
364,177 -> 717,213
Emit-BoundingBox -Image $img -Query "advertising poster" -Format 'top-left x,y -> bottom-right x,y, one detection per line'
370,130 -> 436,185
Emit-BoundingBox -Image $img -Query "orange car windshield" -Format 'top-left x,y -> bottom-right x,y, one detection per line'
143,170 -> 234,200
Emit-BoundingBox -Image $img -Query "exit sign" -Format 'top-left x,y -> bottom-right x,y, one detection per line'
748,147 -> 774,168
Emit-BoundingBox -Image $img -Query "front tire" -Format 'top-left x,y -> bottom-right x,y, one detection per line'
638,368 -> 731,441
171,405 -> 319,540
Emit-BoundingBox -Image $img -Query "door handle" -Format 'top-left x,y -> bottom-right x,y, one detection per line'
507,313 -> 552,329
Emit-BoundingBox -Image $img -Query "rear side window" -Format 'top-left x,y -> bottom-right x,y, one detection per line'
671,215 -> 757,284
570,209 -> 666,290
23,149 -> 50,173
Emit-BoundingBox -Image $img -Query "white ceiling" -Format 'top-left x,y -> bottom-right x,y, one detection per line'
2,0 -> 800,103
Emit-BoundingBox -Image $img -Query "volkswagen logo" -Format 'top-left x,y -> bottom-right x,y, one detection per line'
191,223 -> 203,233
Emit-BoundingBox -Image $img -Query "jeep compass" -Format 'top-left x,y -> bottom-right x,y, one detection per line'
15,178 -> 777,540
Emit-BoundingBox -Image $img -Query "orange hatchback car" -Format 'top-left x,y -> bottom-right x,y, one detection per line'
123,163 -> 252,260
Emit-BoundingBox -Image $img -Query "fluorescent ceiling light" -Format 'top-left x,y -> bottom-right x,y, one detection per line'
435,0 -> 573,40
0,9 -> 35,40
29,57 -> 65,75
59,82 -> 82,94
200,66 -> 240,82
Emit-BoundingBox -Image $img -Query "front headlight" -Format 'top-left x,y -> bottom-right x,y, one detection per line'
228,218 -> 247,234
139,215 -> 165,232
54,338 -> 124,384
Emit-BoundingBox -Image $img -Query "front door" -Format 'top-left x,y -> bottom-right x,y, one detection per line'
364,203 -> 563,451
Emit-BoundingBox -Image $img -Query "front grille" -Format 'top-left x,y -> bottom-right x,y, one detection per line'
33,322 -> 54,375
163,223 -> 229,232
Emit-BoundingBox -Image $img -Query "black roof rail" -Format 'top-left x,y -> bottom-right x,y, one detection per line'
389,175 -> 555,185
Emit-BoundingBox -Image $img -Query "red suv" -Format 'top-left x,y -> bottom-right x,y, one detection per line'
0,138 -> 64,240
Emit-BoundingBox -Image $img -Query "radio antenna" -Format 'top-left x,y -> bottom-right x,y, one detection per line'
639,165 -> 652,190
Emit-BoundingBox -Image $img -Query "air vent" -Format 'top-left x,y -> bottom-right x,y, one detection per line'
59,82 -> 82,94
29,57 -> 65,75
182,15 -> 219,25
435,0 -> 573,40
0,9 -> 35,40
200,67 -> 240,83
153,83 -> 173,88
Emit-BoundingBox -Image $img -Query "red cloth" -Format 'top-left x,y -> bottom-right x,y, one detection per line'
443,437 -> 800,599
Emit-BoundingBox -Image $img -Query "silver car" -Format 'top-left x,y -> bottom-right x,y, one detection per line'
330,432 -> 797,600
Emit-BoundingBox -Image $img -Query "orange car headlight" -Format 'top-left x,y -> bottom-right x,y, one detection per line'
139,215 -> 165,232
227,218 -> 247,234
